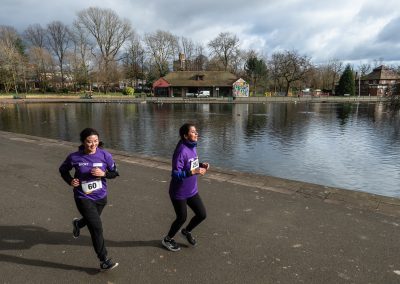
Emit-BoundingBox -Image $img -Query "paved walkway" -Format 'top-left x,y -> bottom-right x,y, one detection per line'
0,130 -> 399,283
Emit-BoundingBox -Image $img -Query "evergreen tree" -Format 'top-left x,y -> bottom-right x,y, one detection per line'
336,64 -> 355,96
244,55 -> 267,95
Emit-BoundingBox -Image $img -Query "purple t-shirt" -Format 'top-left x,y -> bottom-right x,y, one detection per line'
59,148 -> 116,200
169,141 -> 199,200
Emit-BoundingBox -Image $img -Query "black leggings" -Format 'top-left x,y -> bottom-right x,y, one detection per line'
75,197 -> 108,261
167,193 -> 207,238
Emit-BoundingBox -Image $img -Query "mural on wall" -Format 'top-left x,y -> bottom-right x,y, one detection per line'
232,78 -> 249,97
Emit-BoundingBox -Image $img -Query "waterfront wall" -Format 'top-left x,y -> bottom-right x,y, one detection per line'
0,95 -> 384,104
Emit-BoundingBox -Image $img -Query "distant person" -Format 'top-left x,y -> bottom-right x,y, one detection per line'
162,123 -> 209,251
59,128 -> 119,271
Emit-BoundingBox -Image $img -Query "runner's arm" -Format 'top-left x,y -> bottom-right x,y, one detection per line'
59,155 -> 74,185
105,163 -> 119,179
171,153 -> 191,181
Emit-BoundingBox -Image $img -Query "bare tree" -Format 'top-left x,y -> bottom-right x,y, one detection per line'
206,56 -> 225,71
326,58 -> 343,93
123,33 -> 146,89
208,32 -> 240,71
76,7 -> 133,92
70,21 -> 96,91
269,50 -> 313,96
373,57 -> 384,68
176,38 -> 210,71
24,24 -> 46,49
0,26 -> 25,94
24,24 -> 52,92
144,30 -> 178,77
310,62 -> 337,92
180,37 -> 194,60
359,63 -> 371,76
193,44 -> 208,71
230,49 -> 245,75
27,46 -> 54,92
46,21 -> 71,89
177,36 -> 196,70
304,65 -> 321,90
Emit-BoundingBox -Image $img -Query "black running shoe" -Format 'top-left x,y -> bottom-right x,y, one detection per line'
162,237 -> 181,252
181,228 -> 196,246
72,218 -> 80,238
100,258 -> 119,271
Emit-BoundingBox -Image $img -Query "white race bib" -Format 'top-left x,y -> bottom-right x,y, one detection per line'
81,180 -> 102,194
190,158 -> 199,171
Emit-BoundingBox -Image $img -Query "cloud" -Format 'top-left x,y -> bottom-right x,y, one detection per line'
1,0 -> 400,65
377,17 -> 400,44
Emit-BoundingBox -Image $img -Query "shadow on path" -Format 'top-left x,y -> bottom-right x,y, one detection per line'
0,253 -> 100,275
0,225 -> 161,273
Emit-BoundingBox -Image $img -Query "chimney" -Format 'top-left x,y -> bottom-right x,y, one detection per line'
179,53 -> 186,71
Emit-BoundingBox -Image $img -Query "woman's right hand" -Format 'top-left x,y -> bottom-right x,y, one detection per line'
201,163 -> 210,170
70,178 -> 80,187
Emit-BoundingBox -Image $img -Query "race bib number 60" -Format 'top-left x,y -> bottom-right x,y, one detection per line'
81,180 -> 102,194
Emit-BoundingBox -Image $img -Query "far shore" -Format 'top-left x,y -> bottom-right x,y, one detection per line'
0,94 -> 384,104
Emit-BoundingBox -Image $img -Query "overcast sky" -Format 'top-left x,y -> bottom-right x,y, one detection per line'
2,0 -> 400,66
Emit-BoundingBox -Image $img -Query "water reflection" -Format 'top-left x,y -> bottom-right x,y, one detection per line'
0,102 -> 399,197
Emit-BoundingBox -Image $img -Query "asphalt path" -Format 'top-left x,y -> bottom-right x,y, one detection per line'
0,131 -> 399,283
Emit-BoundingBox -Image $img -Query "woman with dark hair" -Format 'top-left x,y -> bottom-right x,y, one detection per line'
162,123 -> 209,252
59,128 -> 119,271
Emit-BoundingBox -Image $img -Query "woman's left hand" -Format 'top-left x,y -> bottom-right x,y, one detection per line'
193,167 -> 207,176
91,167 -> 106,177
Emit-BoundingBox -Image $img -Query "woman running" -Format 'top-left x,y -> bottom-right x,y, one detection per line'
59,128 -> 119,270
162,123 -> 209,251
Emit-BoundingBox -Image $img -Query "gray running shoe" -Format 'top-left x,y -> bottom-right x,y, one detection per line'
100,258 -> 119,271
162,237 -> 181,252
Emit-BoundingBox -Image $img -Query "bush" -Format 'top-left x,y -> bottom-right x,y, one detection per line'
13,94 -> 26,99
122,87 -> 135,96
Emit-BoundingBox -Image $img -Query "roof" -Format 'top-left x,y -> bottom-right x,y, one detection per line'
362,65 -> 400,81
153,77 -> 170,88
162,71 -> 238,87
233,78 -> 248,86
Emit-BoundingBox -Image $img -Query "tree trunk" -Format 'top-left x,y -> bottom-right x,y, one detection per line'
285,81 -> 290,96
254,77 -> 257,96
12,70 -> 18,95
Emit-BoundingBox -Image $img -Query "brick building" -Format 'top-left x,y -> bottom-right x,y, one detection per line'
358,66 -> 400,96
